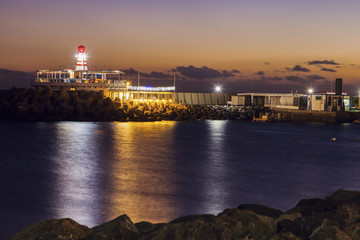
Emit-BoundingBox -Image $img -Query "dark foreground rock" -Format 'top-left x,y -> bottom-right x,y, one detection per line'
8,218 -> 91,240
0,87 -> 268,122
8,189 -> 360,240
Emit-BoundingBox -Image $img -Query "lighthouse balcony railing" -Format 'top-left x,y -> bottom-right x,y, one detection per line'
32,79 -> 127,89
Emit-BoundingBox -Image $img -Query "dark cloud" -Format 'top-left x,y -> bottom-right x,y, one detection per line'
285,75 -> 305,82
261,76 -> 283,82
321,67 -> 337,72
149,71 -> 172,79
123,68 -> 186,81
221,70 -> 235,78
285,74 -> 327,83
308,60 -> 340,65
255,71 -> 264,76
286,65 -> 310,72
236,76 -> 283,84
123,68 -> 150,78
263,62 -> 270,65
122,68 -> 139,75
176,65 -> 235,80
0,69 -> 33,89
306,74 -> 326,81
231,69 -> 241,73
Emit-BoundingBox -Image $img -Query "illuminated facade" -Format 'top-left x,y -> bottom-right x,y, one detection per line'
33,45 -> 175,101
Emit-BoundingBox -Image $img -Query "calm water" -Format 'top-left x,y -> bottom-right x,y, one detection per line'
1,120 -> 360,238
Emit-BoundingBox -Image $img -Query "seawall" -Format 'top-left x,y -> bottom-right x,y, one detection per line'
271,109 -> 360,123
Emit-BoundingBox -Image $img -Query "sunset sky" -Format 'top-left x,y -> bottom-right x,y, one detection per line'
1,0 -> 360,93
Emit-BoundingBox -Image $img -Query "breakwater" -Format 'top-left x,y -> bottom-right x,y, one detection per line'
0,87 -> 267,121
271,109 -> 360,123
8,189 -> 360,240
2,87 -> 360,123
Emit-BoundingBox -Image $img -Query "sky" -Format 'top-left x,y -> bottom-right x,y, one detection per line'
1,0 -> 360,93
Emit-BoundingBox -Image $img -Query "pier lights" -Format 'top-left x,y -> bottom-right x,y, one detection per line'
308,88 -> 313,94
215,85 -> 222,93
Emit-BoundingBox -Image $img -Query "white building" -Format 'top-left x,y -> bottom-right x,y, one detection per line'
306,92 -> 351,111
231,93 -> 307,110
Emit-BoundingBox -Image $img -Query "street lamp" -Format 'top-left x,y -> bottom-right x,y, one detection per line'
215,85 -> 222,93
307,88 -> 313,111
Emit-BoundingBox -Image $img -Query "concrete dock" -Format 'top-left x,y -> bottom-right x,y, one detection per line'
271,109 -> 360,123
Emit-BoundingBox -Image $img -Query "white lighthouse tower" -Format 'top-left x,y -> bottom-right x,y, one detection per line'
75,45 -> 88,71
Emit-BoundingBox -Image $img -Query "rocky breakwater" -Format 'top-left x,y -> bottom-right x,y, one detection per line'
0,87 -> 268,121
8,190 -> 360,240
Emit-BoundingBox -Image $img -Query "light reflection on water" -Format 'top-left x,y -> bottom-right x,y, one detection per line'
51,122 -> 104,226
107,122 -> 178,223
44,121 -> 360,226
2,120 -> 360,239
49,121 -> 179,225
203,120 -> 228,214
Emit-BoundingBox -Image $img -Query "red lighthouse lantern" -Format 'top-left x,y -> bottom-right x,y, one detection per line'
78,45 -> 85,53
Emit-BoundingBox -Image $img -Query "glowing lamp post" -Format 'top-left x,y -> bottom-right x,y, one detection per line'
215,85 -> 222,93
307,88 -> 313,110
75,45 -> 88,71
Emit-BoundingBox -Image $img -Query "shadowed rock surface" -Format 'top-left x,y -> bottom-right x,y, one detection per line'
8,218 -> 91,240
7,190 -> 360,240
86,215 -> 139,240
237,204 -> 283,219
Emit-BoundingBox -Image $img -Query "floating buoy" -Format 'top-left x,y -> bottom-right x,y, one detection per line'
331,137 -> 336,141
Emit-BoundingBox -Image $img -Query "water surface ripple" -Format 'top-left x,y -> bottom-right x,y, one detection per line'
1,121 -> 360,238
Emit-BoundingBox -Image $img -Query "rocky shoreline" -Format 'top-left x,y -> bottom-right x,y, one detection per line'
0,87 -> 268,122
8,189 -> 360,240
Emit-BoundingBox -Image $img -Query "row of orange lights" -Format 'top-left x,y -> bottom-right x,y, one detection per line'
132,99 -> 173,103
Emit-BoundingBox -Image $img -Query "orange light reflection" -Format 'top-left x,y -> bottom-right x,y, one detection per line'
106,121 -> 178,223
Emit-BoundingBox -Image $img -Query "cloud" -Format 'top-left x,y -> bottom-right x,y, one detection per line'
220,70 -> 235,78
255,71 -> 264,76
306,74 -> 326,81
236,75 -> 283,84
321,67 -> 337,72
261,76 -> 283,82
349,64 -> 359,67
231,69 -> 241,73
263,62 -> 270,65
148,71 -> 172,79
285,74 -> 327,83
308,60 -> 340,65
0,69 -> 33,89
285,75 -> 305,82
122,68 -> 139,75
286,65 -> 310,72
176,65 -> 235,80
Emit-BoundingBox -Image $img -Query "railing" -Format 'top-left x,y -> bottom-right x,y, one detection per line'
32,79 -> 127,89
128,86 -> 175,92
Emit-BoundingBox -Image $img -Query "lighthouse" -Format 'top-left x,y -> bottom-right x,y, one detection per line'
75,45 -> 88,71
